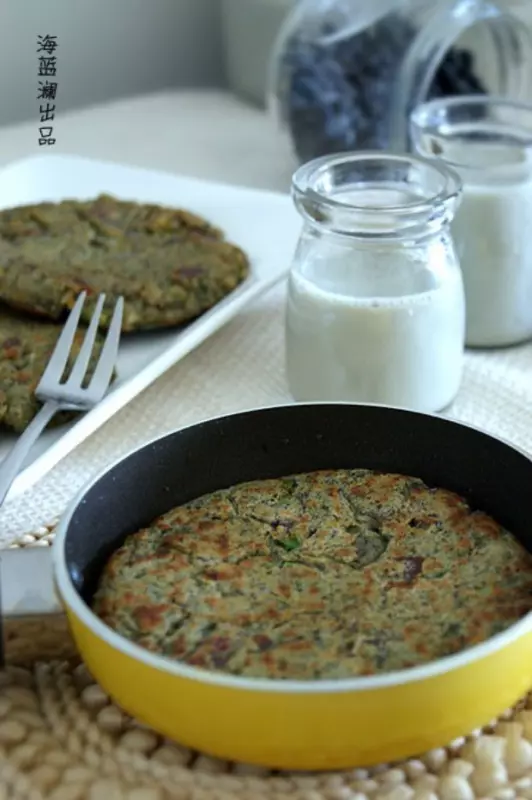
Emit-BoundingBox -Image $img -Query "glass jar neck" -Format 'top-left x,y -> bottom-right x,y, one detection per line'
390,0 -> 532,151
292,152 -> 462,240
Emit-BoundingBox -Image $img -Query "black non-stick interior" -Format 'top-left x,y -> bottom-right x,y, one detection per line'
63,404 -> 532,604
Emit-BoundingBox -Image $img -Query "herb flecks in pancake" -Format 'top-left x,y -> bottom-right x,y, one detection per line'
93,469 -> 532,680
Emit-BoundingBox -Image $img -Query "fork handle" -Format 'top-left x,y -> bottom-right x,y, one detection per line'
0,400 -> 61,507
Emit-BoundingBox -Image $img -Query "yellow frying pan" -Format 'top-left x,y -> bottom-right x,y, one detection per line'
2,403 -> 532,771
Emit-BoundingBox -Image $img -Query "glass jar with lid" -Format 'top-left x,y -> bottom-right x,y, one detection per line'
411,95 -> 532,347
269,0 -> 532,165
285,152 -> 465,413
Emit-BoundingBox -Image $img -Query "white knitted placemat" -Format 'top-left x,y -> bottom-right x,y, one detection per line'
0,282 -> 531,546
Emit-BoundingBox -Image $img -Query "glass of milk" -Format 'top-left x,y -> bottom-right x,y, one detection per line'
285,152 -> 466,413
411,95 -> 532,348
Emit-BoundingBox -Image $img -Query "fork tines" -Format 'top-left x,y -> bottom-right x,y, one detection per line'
37,292 -> 124,406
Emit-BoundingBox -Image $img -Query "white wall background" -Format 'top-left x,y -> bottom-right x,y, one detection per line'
2,0 -> 224,126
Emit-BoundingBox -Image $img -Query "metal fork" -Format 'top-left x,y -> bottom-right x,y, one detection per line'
0,291 -> 123,506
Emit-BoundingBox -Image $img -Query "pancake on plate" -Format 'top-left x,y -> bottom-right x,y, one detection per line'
0,194 -> 250,332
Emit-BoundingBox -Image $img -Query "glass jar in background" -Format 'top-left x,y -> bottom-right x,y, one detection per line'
411,95 -> 532,348
269,0 -> 532,164
285,152 -> 465,413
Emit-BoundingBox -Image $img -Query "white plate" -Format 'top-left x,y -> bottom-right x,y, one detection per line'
0,154 -> 300,500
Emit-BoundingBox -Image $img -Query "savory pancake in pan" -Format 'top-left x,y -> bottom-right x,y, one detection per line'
0,194 -> 249,332
93,468 -> 532,680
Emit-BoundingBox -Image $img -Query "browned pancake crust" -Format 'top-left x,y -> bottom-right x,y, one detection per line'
93,469 -> 532,680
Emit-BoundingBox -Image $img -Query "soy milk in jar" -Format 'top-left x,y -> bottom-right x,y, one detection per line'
411,96 -> 532,347
285,153 -> 465,412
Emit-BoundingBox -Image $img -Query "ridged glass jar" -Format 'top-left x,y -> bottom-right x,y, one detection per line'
269,0 -> 532,164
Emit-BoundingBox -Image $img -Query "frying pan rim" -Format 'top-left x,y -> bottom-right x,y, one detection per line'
52,401 -> 532,694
